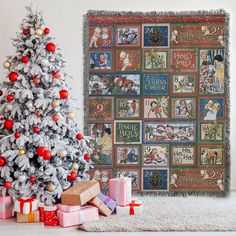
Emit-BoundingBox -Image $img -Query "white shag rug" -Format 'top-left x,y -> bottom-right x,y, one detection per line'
80,192 -> 236,232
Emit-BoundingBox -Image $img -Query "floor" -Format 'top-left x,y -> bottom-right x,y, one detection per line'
0,218 -> 236,236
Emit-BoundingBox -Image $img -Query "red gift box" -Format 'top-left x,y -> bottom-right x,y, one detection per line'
38,202 -> 45,222
44,205 -> 59,226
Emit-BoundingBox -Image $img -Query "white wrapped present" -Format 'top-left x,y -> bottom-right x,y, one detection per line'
14,197 -> 39,214
116,200 -> 143,215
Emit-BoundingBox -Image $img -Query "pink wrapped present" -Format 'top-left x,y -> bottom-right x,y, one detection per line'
0,196 -> 14,219
57,205 -> 99,227
109,177 -> 132,206
116,200 -> 143,215
57,204 -> 81,213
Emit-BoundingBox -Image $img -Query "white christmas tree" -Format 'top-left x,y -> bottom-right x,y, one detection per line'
0,6 -> 92,205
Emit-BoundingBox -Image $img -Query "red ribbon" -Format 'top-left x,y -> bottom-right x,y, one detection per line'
129,200 -> 141,215
18,198 -> 35,214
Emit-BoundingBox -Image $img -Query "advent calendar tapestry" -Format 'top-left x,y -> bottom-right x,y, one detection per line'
84,10 -> 230,195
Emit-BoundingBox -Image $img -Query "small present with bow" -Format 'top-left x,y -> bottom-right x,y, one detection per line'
116,200 -> 143,215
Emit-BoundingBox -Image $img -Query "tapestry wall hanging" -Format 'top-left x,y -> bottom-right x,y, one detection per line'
84,10 -> 230,195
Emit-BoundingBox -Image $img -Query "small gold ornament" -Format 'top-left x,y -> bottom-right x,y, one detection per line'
35,28 -> 43,36
47,182 -> 56,192
72,162 -> 79,171
3,61 -> 11,69
67,111 -> 74,120
58,149 -> 67,157
51,99 -> 59,108
19,149 -> 26,155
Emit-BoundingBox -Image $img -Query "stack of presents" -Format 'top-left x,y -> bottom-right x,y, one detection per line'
0,177 -> 143,227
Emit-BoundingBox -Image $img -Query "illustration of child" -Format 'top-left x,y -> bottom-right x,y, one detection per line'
148,101 -> 163,118
99,53 -> 109,69
204,100 -> 221,120
112,77 -> 125,94
124,80 -> 137,95
119,148 -> 128,164
127,149 -> 138,163
89,27 -> 101,48
120,51 -> 132,71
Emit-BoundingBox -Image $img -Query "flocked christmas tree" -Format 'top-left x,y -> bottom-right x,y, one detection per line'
0,6 -> 92,205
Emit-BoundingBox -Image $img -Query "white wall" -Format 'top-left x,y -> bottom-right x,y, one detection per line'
0,0 -> 235,190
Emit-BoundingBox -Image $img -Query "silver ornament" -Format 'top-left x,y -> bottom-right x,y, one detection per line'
18,175 -> 26,182
72,162 -> 79,171
5,104 -> 13,111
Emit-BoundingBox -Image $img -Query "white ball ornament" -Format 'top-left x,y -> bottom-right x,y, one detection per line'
59,149 -> 67,157
3,61 -> 11,69
35,28 -> 43,36
5,104 -> 13,112
72,162 -> 79,171
51,99 -> 59,108
41,58 -> 49,66
18,175 -> 26,183
47,182 -> 56,192
67,111 -> 74,120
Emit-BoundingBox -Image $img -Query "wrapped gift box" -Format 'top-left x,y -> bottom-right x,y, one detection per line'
44,205 -> 59,226
14,197 -> 39,214
116,200 -> 143,215
0,196 -> 14,219
38,202 -> 45,222
57,205 -> 99,227
88,196 -> 112,216
16,210 -> 39,223
61,181 -> 100,206
97,193 -> 116,213
57,204 -> 81,213
109,177 -> 132,206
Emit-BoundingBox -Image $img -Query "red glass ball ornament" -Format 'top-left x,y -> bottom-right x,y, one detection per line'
33,77 -> 40,85
43,150 -> 52,160
29,176 -> 36,184
6,94 -> 14,102
0,90 -> 3,96
33,127 -> 40,133
46,43 -> 56,52
8,72 -> 18,82
67,171 -> 77,181
44,27 -> 50,34
4,181 -> 12,189
76,133 -> 83,140
0,156 -> 6,166
21,56 -> 29,64
84,153 -> 90,161
4,119 -> 14,130
36,146 -> 45,156
52,114 -> 60,122
59,89 -> 68,99
23,28 -> 29,35
14,132 -> 21,139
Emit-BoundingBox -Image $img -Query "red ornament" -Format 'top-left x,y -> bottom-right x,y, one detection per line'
21,56 -> 29,64
33,127 -> 40,133
36,110 -> 41,118
0,90 -> 3,96
67,171 -> 77,181
46,43 -> 56,53
59,89 -> 68,99
43,150 -> 52,160
84,153 -> 90,161
6,94 -> 14,102
23,28 -> 29,35
8,72 -> 18,82
37,146 -> 45,156
4,181 -> 12,189
4,119 -> 14,130
52,70 -> 60,79
44,27 -> 50,34
14,132 -> 21,139
29,176 -> 36,184
33,77 -> 41,85
52,114 -> 60,122
76,133 -> 83,140
0,156 -> 6,166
